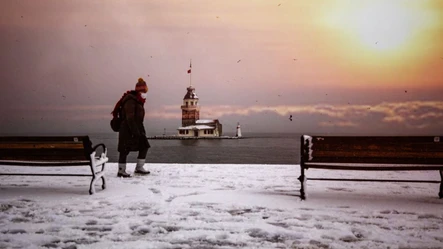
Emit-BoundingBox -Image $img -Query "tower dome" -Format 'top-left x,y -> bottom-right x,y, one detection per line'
183,86 -> 199,100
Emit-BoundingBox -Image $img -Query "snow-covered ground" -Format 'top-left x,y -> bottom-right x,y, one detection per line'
1,163 -> 442,249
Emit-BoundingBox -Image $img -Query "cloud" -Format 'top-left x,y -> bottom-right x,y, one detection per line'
6,100 -> 443,134
197,100 -> 443,130
319,121 -> 359,128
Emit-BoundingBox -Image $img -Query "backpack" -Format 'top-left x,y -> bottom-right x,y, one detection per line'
110,104 -> 124,132
110,95 -> 129,132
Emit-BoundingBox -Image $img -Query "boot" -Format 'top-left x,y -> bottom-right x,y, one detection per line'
134,159 -> 150,175
117,163 -> 132,178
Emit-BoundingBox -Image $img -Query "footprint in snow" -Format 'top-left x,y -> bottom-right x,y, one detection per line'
149,188 -> 161,194
2,229 -> 27,234
327,187 -> 354,192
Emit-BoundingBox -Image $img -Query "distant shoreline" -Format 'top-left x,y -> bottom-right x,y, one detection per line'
147,135 -> 242,140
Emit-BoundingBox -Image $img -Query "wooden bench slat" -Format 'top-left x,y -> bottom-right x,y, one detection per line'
0,148 -> 86,153
0,149 -> 88,160
311,150 -> 443,160
304,162 -> 443,170
0,160 -> 91,166
306,157 -> 443,164
312,143 -> 443,153
1,156 -> 89,161
307,178 -> 441,183
0,143 -> 86,149
308,136 -> 441,144
0,136 -> 90,142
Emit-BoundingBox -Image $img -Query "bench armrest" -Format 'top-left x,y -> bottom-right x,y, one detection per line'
91,143 -> 108,161
92,143 -> 106,153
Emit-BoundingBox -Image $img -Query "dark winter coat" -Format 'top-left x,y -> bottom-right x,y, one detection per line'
118,91 -> 150,152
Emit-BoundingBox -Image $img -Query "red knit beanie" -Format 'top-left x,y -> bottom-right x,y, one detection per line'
135,78 -> 148,92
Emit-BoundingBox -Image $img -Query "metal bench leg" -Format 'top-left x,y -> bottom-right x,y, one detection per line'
89,164 -> 107,194
439,170 -> 443,199
90,170 -> 106,194
101,163 -> 107,190
88,152 -> 98,195
298,165 -> 306,200
102,176 -> 106,190
89,176 -> 97,195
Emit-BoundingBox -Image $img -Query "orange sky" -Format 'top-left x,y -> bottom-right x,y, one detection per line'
1,0 -> 442,134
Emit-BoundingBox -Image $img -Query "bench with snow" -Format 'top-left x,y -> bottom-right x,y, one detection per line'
0,136 -> 108,195
299,135 -> 443,200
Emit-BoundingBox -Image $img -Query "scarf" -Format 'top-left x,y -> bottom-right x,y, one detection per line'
111,91 -> 145,117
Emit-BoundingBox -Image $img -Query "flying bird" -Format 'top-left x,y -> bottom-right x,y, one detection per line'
289,115 -> 293,121
237,59 -> 241,63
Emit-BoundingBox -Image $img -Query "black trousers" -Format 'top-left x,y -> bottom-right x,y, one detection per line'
118,146 -> 149,164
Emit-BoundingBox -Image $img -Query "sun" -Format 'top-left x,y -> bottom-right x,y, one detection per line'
323,0 -> 436,53
349,1 -> 417,51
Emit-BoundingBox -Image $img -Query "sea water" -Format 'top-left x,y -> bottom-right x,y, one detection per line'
90,132 -> 302,164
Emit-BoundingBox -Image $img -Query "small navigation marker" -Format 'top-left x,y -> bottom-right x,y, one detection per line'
236,122 -> 242,138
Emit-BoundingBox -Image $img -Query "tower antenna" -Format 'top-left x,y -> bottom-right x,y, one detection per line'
188,59 -> 192,86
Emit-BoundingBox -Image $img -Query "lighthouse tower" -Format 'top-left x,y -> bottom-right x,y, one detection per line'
181,86 -> 200,127
235,122 -> 242,137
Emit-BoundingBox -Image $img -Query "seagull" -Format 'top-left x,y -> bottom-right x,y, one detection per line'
289,115 -> 293,121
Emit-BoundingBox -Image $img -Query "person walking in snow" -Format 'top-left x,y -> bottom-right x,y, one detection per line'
116,78 -> 151,177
